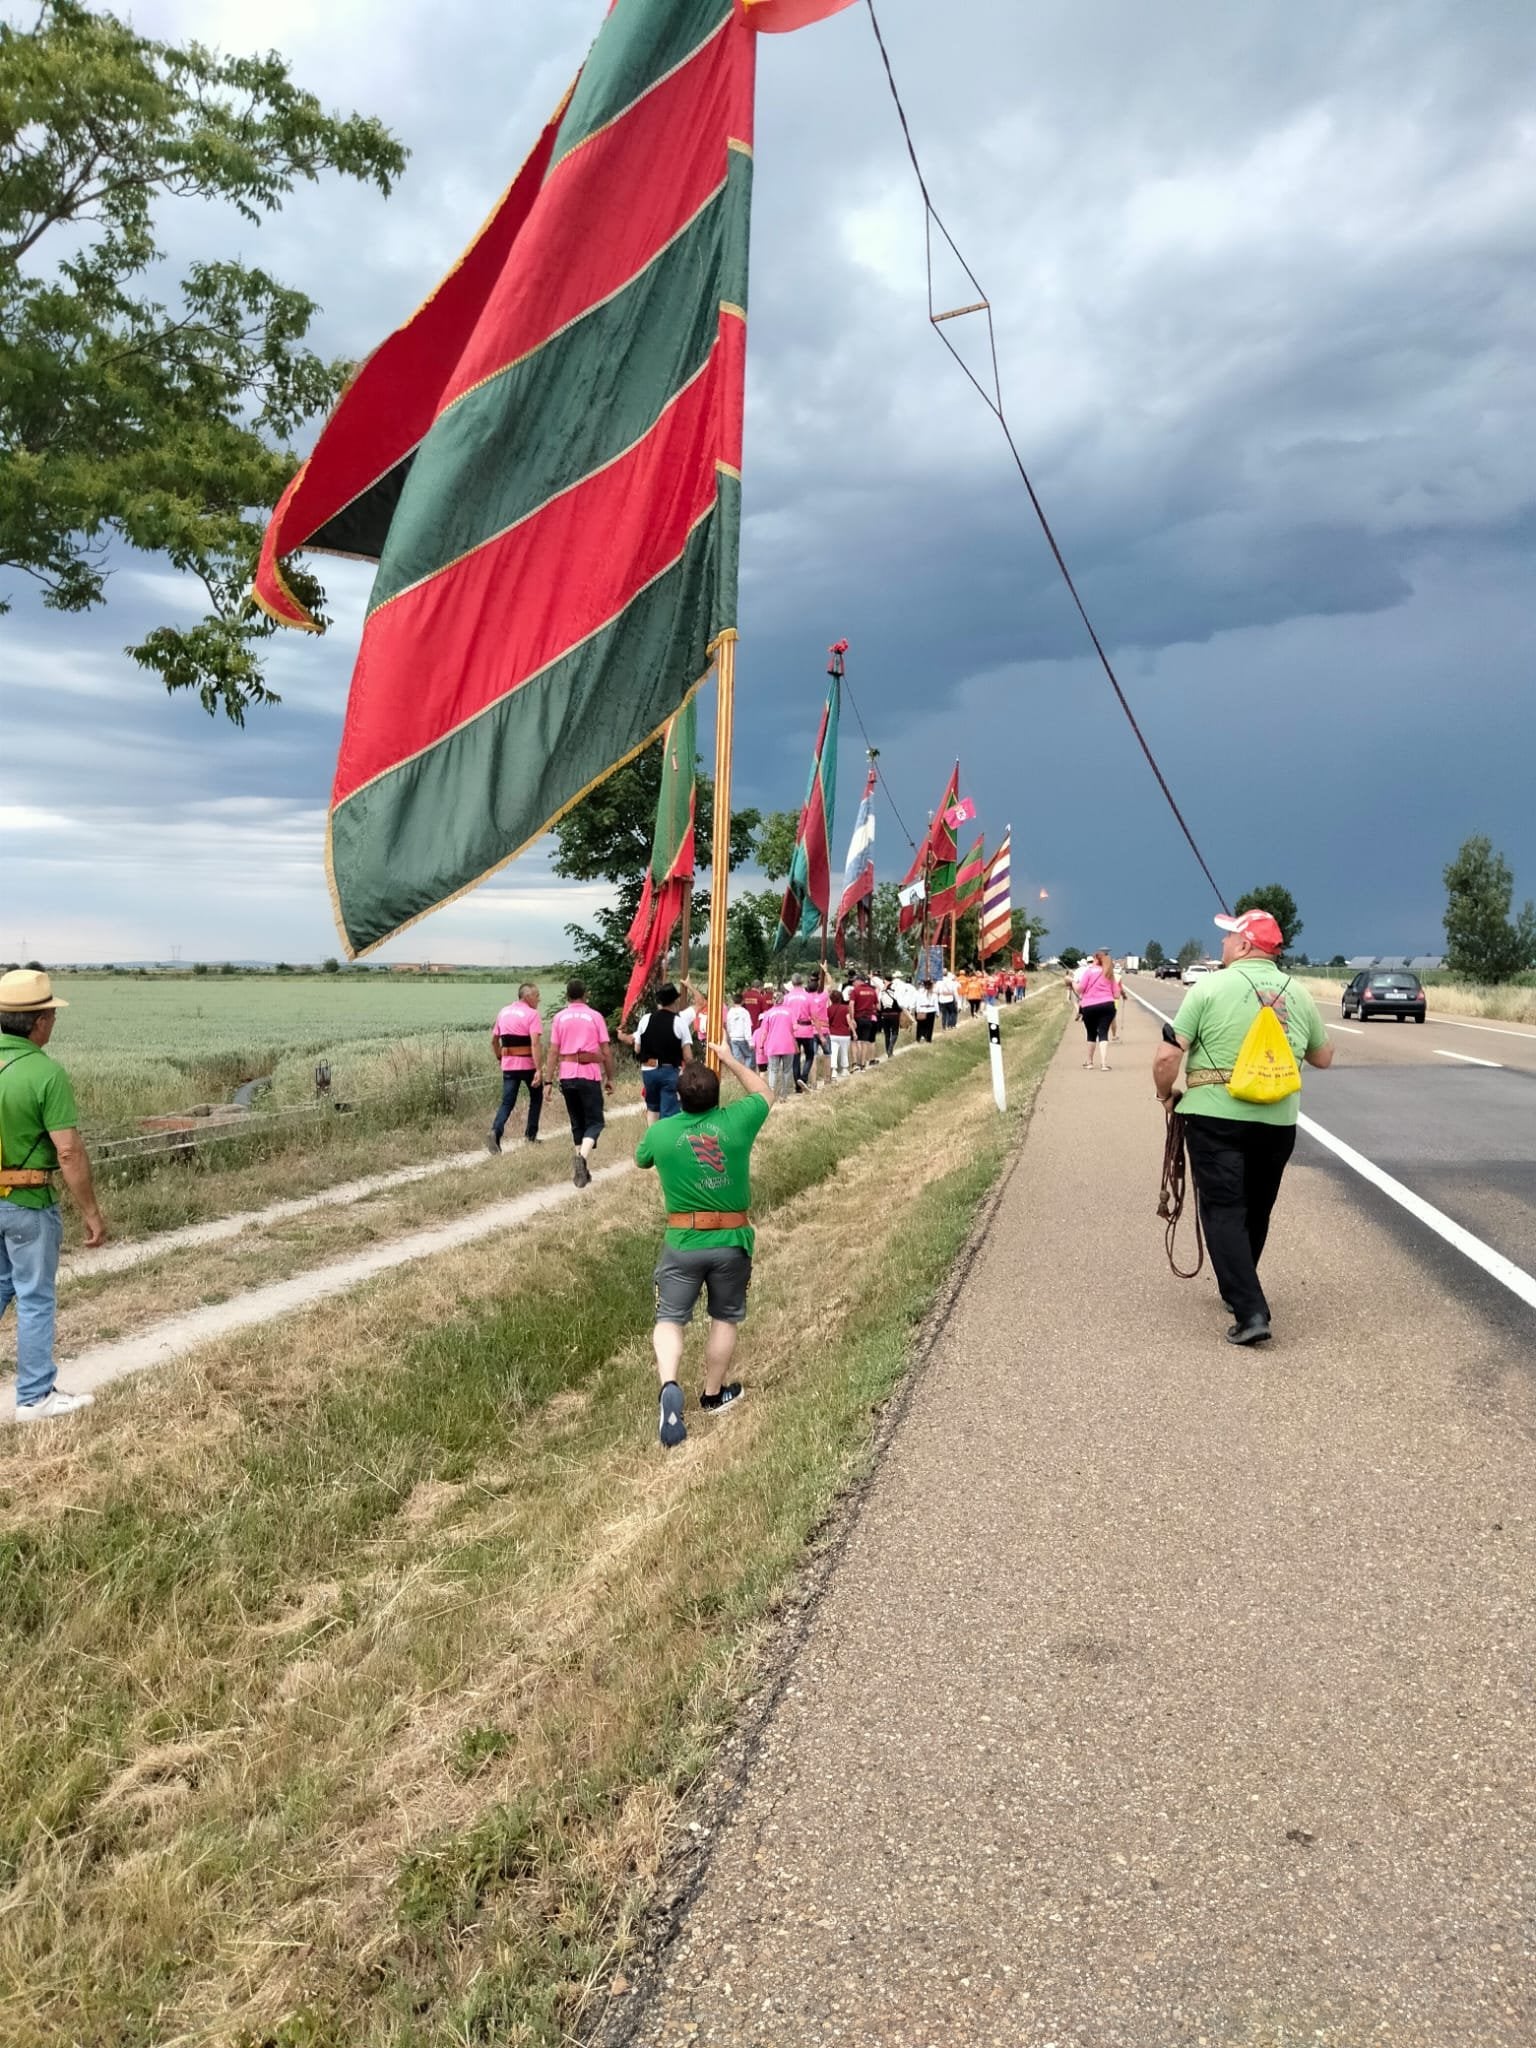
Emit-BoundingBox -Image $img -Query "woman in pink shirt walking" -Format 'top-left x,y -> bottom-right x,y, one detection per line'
1072,949 -> 1119,1071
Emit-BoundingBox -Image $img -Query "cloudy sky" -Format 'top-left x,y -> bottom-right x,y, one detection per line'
5,0 -> 1534,965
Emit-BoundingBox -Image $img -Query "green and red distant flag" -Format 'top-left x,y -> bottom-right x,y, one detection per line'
980,830 -> 1012,960
774,669 -> 840,949
252,0 -> 856,957
897,762 -> 960,934
955,833 -> 986,917
622,698 -> 697,1017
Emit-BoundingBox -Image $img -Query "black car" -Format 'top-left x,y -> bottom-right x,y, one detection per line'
1154,961 -> 1181,980
1341,970 -> 1427,1022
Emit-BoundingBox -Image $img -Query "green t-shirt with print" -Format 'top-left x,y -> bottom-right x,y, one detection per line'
635,1092 -> 771,1251
1173,964 -> 1327,1127
0,1032 -> 79,1209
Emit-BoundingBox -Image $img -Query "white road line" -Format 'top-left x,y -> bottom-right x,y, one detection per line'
1332,1023 -> 1365,1035
1297,1114 -> 1536,1312
1431,1017 -> 1536,1042
1434,1050 -> 1502,1068
1125,986 -> 1536,1314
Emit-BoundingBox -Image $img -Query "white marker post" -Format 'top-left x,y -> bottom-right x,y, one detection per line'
985,999 -> 1005,1112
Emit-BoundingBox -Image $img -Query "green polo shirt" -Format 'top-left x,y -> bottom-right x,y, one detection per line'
1173,964 -> 1327,1127
635,1093 -> 770,1252
0,1032 -> 78,1208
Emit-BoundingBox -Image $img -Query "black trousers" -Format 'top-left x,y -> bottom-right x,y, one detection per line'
560,1077 -> 605,1146
915,1012 -> 935,1042
1182,1115 -> 1297,1324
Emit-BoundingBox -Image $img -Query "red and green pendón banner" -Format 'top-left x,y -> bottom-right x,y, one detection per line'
774,673 -> 840,949
622,695 -> 697,1017
253,0 -> 856,957
955,834 -> 986,917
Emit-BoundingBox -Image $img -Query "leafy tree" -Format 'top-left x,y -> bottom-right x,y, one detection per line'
1058,946 -> 1082,971
321,956 -> 340,974
1442,835 -> 1536,983
1014,910 -> 1048,962
550,740 -> 760,1017
0,0 -> 406,721
1175,937 -> 1202,971
1233,883 -> 1303,957
753,809 -> 800,883
1143,938 -> 1165,969
726,892 -> 773,986
1328,954 -> 1347,969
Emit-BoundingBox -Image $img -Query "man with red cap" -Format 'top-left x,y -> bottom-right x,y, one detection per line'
1152,909 -> 1332,1347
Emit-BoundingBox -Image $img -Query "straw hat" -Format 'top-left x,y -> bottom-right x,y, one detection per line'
0,968 -> 67,1011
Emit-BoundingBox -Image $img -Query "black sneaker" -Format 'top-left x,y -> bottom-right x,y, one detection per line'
699,1383 -> 744,1413
659,1383 -> 686,1448
573,1153 -> 591,1188
485,1131 -> 502,1155
1226,1316 -> 1273,1347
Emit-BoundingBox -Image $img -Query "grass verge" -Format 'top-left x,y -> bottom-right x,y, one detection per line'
0,999 -> 1063,2047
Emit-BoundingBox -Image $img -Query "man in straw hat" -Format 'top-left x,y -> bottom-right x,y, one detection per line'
1,969 -> 109,1420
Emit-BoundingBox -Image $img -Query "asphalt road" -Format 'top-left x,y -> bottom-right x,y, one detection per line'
1126,974 -> 1536,1311
620,994 -> 1536,2047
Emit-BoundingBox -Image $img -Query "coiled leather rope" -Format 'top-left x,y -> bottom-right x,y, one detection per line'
1157,1096 -> 1205,1279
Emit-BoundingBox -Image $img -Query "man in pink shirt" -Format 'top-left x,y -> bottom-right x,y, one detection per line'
542,978 -> 615,1187
757,989 -> 799,1101
805,972 -> 832,1089
784,972 -> 816,1093
487,981 -> 543,1152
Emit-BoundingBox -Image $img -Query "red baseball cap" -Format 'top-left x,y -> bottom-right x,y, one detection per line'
1214,909 -> 1283,953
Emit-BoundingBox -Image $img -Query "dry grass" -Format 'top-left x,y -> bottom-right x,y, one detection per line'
0,999 -> 1063,2048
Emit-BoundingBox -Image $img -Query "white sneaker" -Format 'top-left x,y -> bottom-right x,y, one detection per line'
15,1388 -> 96,1422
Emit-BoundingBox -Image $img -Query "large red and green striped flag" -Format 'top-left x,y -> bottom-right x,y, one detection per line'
622,697 -> 697,1017
253,0 -> 855,957
924,764 -> 962,923
774,673 -> 840,949
955,834 -> 986,917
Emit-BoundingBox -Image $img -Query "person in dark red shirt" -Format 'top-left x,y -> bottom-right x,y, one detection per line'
848,971 -> 879,1072
827,986 -> 852,1082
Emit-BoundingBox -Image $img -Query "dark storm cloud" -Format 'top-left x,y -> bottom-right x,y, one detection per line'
4,0 -> 1534,958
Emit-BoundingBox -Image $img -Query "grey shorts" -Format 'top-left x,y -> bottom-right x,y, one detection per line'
654,1244 -> 753,1326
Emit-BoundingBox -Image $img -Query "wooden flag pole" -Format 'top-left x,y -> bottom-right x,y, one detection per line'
705,630 -> 737,1072
679,884 -> 692,984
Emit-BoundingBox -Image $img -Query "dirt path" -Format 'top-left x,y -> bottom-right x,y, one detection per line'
63,1102 -> 647,1281
13,1162 -> 636,1405
621,998 -> 1536,2046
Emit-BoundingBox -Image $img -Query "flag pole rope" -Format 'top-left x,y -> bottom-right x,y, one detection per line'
861,0 -> 1230,915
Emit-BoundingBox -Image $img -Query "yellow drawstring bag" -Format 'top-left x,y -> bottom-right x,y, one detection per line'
1227,977 -> 1301,1105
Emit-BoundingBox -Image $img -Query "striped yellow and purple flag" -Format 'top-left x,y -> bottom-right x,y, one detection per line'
253,0 -> 855,956
955,833 -> 986,917
774,671 -> 840,949
980,831 -> 1012,960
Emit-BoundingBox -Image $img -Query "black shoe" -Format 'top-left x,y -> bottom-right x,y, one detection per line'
699,1382 -> 744,1413
659,1383 -> 686,1448
573,1152 -> 591,1188
486,1131 -> 502,1155
525,1134 -> 540,1145
1226,1316 -> 1272,1346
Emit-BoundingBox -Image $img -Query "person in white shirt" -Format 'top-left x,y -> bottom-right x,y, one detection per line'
912,978 -> 939,1044
725,995 -> 754,1069
935,970 -> 960,1031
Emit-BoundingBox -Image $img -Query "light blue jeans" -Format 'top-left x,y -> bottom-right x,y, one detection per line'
0,1201 -> 62,1406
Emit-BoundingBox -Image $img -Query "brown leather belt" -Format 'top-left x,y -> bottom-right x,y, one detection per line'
668,1209 -> 751,1230
0,1169 -> 54,1188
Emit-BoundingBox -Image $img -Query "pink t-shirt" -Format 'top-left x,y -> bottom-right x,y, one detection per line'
1074,964 -> 1117,1007
494,999 -> 541,1073
807,989 -> 831,1036
785,988 -> 816,1040
759,1002 -> 798,1058
549,1002 -> 610,1080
